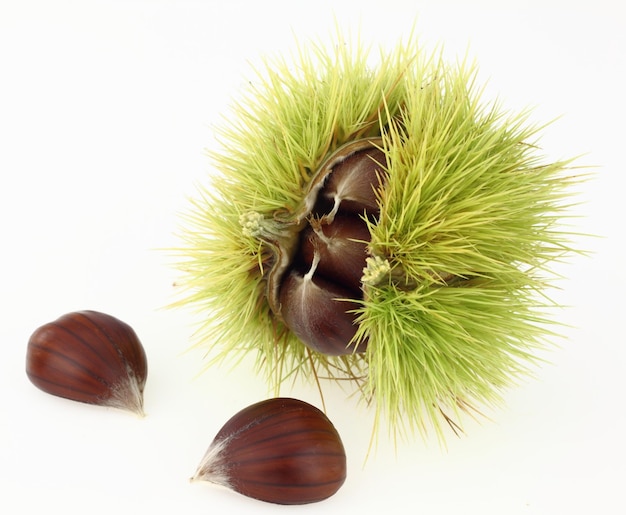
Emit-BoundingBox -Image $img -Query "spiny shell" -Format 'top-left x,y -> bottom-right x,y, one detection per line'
26,310 -> 147,415
192,397 -> 347,505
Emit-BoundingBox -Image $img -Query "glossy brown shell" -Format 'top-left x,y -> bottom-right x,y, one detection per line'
196,397 -> 347,504
297,213 -> 372,294
25,310 -> 147,413
279,269 -> 366,355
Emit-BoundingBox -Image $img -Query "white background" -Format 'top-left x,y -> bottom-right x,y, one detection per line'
1,1 -> 624,513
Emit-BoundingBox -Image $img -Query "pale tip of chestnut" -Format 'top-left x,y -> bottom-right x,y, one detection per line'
104,370 -> 147,417
190,438 -> 231,488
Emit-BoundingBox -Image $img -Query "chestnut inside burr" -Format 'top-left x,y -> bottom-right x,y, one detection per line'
277,142 -> 387,356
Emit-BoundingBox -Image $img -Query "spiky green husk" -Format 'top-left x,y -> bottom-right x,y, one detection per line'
174,32 -> 582,443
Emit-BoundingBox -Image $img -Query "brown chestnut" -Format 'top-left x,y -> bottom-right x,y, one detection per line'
298,213 -> 371,294
279,263 -> 366,356
25,310 -> 147,415
317,145 -> 387,219
270,143 -> 384,356
192,397 -> 347,505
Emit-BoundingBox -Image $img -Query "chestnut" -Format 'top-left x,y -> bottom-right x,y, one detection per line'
25,310 -> 147,415
298,213 -> 371,294
317,145 -> 387,219
192,397 -> 347,505
279,265 -> 366,356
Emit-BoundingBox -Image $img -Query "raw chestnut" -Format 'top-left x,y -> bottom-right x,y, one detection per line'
298,213 -> 371,294
275,143 -> 384,355
279,266 -> 366,355
25,310 -> 147,415
192,397 -> 347,505
315,145 -> 386,219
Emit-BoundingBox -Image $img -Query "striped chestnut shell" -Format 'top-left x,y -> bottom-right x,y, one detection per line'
25,310 -> 148,415
192,397 -> 347,505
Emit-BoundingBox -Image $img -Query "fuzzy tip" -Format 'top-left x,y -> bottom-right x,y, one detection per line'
104,374 -> 146,417
191,438 -> 232,489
